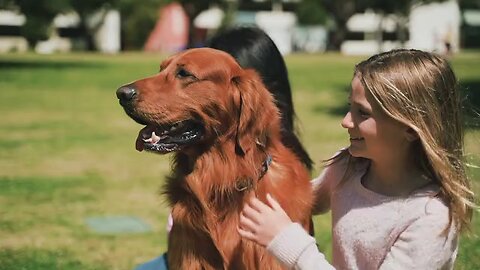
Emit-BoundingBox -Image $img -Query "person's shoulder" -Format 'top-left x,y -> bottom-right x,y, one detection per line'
326,150 -> 368,176
410,184 -> 447,213
424,195 -> 450,222
408,188 -> 450,227
317,149 -> 367,189
324,148 -> 350,170
320,149 -> 349,177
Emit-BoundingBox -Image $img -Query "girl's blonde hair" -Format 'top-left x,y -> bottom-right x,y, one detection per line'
335,48 -> 475,232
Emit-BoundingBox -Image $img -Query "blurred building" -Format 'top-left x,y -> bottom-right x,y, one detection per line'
341,0 -> 461,55
0,10 -> 27,52
341,11 -> 400,55
0,9 -> 120,54
2,0 -> 478,55
188,0 -> 325,55
409,0 -> 461,53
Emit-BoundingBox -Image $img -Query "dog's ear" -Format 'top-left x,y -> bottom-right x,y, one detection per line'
231,76 -> 245,156
230,70 -> 279,156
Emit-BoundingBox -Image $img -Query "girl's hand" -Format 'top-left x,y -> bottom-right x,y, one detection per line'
238,193 -> 292,247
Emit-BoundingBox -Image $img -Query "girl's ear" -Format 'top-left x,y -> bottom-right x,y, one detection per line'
405,127 -> 419,142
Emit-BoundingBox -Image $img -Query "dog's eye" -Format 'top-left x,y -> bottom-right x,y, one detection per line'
176,68 -> 196,79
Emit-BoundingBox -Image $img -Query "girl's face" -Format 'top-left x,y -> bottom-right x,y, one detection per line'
341,75 -> 411,162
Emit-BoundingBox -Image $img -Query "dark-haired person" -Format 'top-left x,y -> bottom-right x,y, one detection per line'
208,27 -> 312,170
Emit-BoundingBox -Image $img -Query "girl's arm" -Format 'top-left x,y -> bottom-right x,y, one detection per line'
311,170 -> 332,215
380,199 -> 458,270
312,152 -> 351,215
238,195 -> 335,270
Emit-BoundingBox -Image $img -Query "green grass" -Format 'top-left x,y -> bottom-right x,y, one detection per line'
0,248 -> 106,270
0,51 -> 479,269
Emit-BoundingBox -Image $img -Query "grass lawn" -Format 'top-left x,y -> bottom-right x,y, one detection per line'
0,51 -> 479,269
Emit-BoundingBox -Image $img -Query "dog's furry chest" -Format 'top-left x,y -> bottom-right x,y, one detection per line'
164,148 -> 306,269
167,178 -> 249,269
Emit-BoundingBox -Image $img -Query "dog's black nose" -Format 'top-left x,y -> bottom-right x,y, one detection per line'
116,84 -> 137,102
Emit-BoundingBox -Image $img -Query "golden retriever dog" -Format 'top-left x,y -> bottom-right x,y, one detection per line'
116,48 -> 313,269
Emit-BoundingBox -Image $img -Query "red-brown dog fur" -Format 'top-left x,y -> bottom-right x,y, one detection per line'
127,48 -> 312,269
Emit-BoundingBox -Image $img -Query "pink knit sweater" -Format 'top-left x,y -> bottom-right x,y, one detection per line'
267,157 -> 458,270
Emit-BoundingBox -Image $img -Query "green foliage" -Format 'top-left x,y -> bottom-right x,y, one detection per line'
459,0 -> 480,9
69,0 -> 118,16
0,0 -> 16,9
296,0 -> 327,25
13,0 -> 68,46
118,0 -> 167,49
20,16 -> 51,46
357,0 -> 450,15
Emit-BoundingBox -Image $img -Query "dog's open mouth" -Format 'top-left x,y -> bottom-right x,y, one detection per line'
135,120 -> 204,153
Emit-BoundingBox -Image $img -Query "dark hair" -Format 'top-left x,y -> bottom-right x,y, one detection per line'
207,27 -> 313,170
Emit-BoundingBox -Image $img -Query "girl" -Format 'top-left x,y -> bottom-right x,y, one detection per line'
238,49 -> 476,269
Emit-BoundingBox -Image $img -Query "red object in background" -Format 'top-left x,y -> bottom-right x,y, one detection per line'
144,3 -> 189,53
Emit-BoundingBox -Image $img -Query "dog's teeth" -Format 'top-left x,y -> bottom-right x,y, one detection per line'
151,131 -> 161,144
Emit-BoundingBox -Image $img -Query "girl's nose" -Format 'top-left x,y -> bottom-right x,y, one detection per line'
341,112 -> 354,129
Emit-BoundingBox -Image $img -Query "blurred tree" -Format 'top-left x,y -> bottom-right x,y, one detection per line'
458,0 -> 480,9
296,0 -> 327,25
3,0 -> 119,50
458,0 -> 480,48
0,0 -> 16,9
177,0 -> 224,48
321,0 -> 356,50
68,0 -> 118,51
117,0 -> 167,50
4,0 -> 68,48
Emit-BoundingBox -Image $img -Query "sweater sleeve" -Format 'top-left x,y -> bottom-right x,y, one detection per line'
311,169 -> 332,215
267,223 -> 336,270
312,155 -> 349,215
379,200 -> 458,270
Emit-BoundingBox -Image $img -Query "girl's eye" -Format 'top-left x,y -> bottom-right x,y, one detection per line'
358,109 -> 370,118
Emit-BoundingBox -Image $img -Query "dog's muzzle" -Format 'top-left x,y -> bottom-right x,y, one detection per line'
116,84 -> 137,107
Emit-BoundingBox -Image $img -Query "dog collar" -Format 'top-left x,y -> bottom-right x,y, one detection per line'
235,154 -> 272,192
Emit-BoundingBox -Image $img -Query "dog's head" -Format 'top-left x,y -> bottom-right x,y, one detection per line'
116,48 -> 279,155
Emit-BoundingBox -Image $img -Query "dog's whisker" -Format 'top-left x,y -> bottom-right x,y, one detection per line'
213,127 -> 220,137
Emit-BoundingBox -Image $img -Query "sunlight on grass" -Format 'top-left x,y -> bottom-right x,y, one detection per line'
0,51 -> 479,269
0,248 -> 107,270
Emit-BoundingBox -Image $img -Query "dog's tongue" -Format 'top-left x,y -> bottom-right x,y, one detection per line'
135,126 -> 156,152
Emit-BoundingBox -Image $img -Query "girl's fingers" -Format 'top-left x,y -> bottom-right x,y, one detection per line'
266,193 -> 283,212
249,196 -> 272,213
239,212 -> 259,232
242,204 -> 262,224
238,226 -> 257,242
